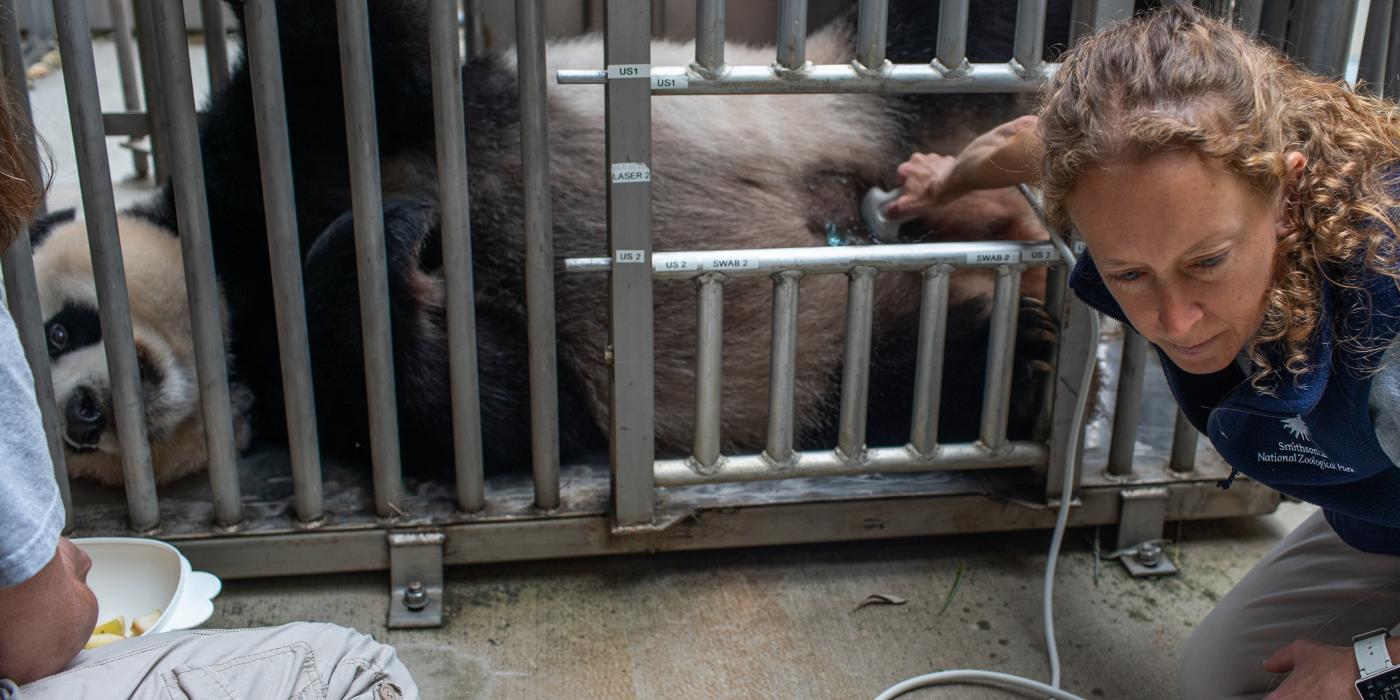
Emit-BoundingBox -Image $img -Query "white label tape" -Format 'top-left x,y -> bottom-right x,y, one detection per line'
1025,248 -> 1057,262
658,258 -> 697,272
703,257 -> 758,271
966,250 -> 1021,265
615,250 -> 646,264
650,74 -> 689,90
607,64 -> 649,79
610,162 -> 651,184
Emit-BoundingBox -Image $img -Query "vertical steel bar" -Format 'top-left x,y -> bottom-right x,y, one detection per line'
1169,409 -> 1198,473
336,0 -> 404,518
243,0 -> 324,522
1257,0 -> 1291,49
151,0 -> 243,525
855,0 -> 888,70
1359,0 -> 1394,93
465,0 -> 486,58
909,266 -> 950,456
935,0 -> 969,74
604,0 -> 655,527
1293,0 -> 1360,77
106,0 -> 141,119
765,271 -> 800,466
978,265 -> 1022,452
1234,0 -> 1264,35
51,0 -> 159,531
1013,0 -> 1047,76
518,0 -> 562,510
0,0 -> 70,529
131,0 -> 170,181
776,0 -> 807,71
837,267 -> 876,460
694,0 -> 724,74
1106,327 -> 1148,476
200,0 -> 229,93
431,0 -> 486,513
1389,3 -> 1400,99
693,274 -> 723,469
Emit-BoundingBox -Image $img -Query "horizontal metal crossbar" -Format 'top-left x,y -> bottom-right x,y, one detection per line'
564,240 -> 1061,278
557,61 -> 1056,95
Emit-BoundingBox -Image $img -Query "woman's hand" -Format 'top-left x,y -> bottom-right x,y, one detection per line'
887,114 -> 1042,221
1261,638 -> 1365,699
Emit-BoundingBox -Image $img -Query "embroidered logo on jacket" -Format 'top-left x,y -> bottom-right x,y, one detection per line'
1255,415 -> 1355,473
1281,416 -> 1312,441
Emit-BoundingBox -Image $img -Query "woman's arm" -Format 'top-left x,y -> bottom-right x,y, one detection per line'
886,114 -> 1044,220
0,539 -> 98,685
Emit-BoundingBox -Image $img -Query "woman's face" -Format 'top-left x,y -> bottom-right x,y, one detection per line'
1067,150 -> 1290,375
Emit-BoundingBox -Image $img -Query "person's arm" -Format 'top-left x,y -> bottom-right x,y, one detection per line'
0,539 -> 97,685
886,114 -> 1044,220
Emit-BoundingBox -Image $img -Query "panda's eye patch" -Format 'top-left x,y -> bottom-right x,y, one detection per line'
44,304 -> 102,359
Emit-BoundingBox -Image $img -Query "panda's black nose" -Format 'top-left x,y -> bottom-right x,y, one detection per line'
65,387 -> 106,446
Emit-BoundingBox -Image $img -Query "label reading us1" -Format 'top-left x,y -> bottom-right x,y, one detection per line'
615,250 -> 646,264
608,64 -> 650,79
610,162 -> 651,184
651,74 -> 689,90
966,250 -> 1021,265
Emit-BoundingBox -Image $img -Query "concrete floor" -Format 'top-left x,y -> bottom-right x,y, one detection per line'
207,503 -> 1314,699
26,39 -> 1318,699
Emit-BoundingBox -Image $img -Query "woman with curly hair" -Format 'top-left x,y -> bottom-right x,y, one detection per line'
894,5 -> 1400,698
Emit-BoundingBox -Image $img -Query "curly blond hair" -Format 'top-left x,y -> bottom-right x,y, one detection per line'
1038,5 -> 1400,389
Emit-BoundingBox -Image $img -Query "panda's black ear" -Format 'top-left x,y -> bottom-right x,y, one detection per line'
29,208 -> 76,248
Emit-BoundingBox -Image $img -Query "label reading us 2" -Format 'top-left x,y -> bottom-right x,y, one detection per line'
615,250 -> 646,264
610,163 -> 651,184
966,250 -> 1021,265
607,64 -> 650,79
1025,248 -> 1057,263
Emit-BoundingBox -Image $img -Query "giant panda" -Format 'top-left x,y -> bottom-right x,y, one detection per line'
33,0 -> 1072,484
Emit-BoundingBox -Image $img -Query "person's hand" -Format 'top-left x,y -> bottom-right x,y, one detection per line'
888,152 -> 959,220
1261,638 -> 1364,699
0,538 -> 99,685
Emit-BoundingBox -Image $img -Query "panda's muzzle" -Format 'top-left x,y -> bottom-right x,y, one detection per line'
64,386 -> 106,449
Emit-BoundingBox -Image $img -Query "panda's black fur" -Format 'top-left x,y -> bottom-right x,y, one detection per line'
41,0 -> 1077,478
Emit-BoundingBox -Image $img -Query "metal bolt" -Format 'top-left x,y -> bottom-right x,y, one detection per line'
403,580 -> 429,612
1135,541 -> 1163,567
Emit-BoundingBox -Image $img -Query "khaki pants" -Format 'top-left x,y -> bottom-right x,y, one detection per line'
13,623 -> 418,700
1178,510 -> 1400,699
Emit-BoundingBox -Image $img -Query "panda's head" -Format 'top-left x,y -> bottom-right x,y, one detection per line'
31,210 -> 251,485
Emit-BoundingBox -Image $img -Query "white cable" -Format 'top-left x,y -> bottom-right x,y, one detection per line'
875,190 -> 1098,700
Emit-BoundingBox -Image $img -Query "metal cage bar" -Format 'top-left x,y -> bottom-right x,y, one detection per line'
199,0 -> 229,93
694,0 -> 724,75
978,265 -> 1023,452
1013,0 -> 1048,77
776,0 -> 807,71
1293,0 -> 1361,78
908,265 -> 950,456
336,0 -> 404,518
243,0 -> 324,523
1106,328 -> 1147,476
106,0 -> 145,177
837,267 -> 876,460
566,241 -> 1062,277
935,0 -> 969,75
855,0 -> 889,71
151,0 -> 243,526
556,62 -> 1050,94
765,271 -> 801,466
0,0 -> 70,529
1170,409 -> 1198,473
656,442 -> 1048,487
693,274 -> 724,469
1359,0 -> 1394,94
517,0 -> 563,510
131,0 -> 170,181
604,0 -> 656,528
1234,0 -> 1264,35
431,0 -> 487,514
52,0 -> 160,531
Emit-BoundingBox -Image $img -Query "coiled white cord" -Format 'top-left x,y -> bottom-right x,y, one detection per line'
875,188 -> 1098,700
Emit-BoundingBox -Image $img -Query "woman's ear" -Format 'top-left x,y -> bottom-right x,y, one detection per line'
1274,151 -> 1307,240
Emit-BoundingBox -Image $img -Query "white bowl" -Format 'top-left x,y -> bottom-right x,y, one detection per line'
72,537 -> 222,636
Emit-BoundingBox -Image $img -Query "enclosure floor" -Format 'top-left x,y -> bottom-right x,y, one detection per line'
203,503 -> 1312,699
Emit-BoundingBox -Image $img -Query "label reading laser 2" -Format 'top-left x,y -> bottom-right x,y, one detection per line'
610,162 -> 651,184
966,250 -> 1021,265
607,64 -> 650,79
615,250 -> 646,264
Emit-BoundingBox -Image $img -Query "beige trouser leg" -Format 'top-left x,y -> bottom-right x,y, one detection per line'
1177,510 -> 1400,699
16,622 -> 418,700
